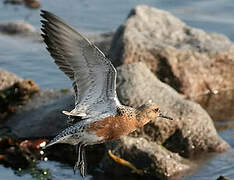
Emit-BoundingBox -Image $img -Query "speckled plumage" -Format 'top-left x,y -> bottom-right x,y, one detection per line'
40,10 -> 172,178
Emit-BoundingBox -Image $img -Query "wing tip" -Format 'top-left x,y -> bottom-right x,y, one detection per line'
40,9 -> 48,19
40,9 -> 52,18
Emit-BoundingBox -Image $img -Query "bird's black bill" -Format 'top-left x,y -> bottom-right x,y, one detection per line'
158,113 -> 173,120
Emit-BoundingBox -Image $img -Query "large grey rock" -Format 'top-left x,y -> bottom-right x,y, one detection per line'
116,62 -> 228,155
98,62 -> 229,178
109,5 -> 234,98
101,136 -> 192,178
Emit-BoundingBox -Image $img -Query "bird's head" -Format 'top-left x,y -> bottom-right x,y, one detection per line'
136,103 -> 173,127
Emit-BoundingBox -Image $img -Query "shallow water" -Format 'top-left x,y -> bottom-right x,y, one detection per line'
0,0 -> 234,179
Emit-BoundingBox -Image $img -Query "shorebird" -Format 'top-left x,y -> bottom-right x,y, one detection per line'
40,10 -> 173,178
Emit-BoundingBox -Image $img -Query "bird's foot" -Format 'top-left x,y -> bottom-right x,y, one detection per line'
73,161 -> 80,174
80,160 -> 86,178
73,159 -> 86,177
74,146 -> 87,177
108,150 -> 144,175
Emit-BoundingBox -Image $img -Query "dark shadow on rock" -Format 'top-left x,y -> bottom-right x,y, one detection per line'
163,130 -> 190,158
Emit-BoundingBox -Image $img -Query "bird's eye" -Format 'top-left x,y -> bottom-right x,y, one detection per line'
153,108 -> 159,112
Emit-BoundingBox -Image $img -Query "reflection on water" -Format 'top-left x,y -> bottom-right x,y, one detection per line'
184,90 -> 234,180
182,149 -> 234,180
193,89 -> 234,122
193,89 -> 234,146
0,161 -> 89,180
0,0 -> 234,179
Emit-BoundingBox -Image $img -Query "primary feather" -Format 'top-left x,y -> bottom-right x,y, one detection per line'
41,10 -> 120,119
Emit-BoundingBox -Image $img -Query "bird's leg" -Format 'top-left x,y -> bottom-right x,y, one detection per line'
73,143 -> 82,174
80,146 -> 87,178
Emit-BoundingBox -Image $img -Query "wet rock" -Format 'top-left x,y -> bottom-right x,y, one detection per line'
109,5 -> 234,98
0,21 -> 41,40
98,62 -> 229,179
0,77 -> 39,120
4,0 -> 40,9
217,176 -> 232,180
0,137 -> 51,179
0,138 -> 47,169
24,0 -> 40,9
5,79 -> 40,101
101,137 -> 192,179
0,69 -> 22,90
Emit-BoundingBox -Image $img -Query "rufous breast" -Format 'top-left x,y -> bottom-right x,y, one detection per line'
85,106 -> 138,142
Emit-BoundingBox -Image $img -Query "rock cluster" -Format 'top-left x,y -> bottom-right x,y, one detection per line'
109,5 -> 234,99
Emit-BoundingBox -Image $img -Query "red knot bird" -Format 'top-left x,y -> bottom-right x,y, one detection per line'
40,10 -> 173,178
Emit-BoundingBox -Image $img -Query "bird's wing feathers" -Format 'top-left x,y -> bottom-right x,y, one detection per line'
41,10 -> 119,116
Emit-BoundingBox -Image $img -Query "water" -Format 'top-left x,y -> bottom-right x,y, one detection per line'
0,0 -> 234,179
182,149 -> 234,180
0,161 -> 92,180
1,0 -> 234,89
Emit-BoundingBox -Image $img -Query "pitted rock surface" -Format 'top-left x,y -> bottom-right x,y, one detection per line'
109,5 -> 234,98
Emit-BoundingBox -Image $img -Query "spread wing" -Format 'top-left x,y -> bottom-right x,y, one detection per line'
40,10 -> 120,117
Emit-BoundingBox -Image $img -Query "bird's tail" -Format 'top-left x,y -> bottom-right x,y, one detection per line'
43,125 -> 81,149
43,138 -> 60,149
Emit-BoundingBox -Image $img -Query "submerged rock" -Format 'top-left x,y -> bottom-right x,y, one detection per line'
24,0 -> 40,9
3,0 -> 23,5
0,21 -> 41,41
109,5 -> 234,99
4,0 -> 40,9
